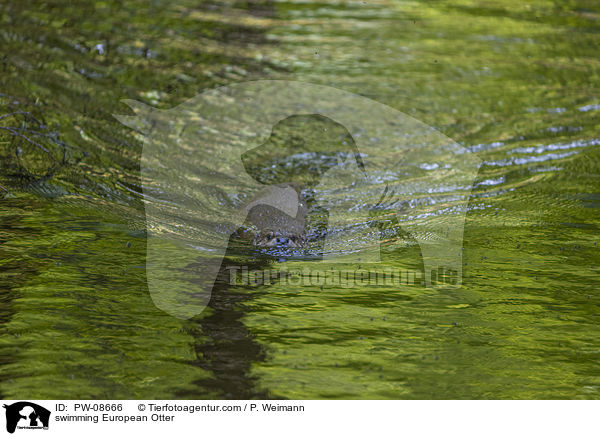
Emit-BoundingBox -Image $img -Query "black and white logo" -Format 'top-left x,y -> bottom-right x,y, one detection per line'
3,402 -> 50,434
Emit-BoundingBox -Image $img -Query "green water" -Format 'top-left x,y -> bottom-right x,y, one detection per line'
1,0 -> 599,399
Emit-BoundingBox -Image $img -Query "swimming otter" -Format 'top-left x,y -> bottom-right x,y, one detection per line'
238,114 -> 366,250
241,182 -> 308,248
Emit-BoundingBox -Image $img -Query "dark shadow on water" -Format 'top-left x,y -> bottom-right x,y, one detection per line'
176,242 -> 279,399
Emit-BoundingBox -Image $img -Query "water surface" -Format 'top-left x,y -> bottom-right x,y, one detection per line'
0,0 -> 599,399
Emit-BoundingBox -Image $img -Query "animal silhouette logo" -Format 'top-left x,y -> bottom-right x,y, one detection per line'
3,402 -> 50,433
115,80 -> 481,319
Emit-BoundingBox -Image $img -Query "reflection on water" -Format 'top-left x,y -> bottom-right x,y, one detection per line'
178,252 -> 272,400
1,0 -> 599,398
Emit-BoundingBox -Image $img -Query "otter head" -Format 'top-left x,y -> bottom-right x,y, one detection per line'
253,230 -> 307,248
243,183 -> 308,249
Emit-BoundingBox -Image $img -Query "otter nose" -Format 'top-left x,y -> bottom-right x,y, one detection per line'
276,236 -> 289,245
